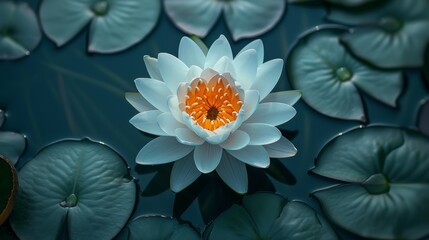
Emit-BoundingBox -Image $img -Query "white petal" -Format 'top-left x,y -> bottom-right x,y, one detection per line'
158,53 -> 189,92
194,142 -> 222,173
264,136 -> 297,158
205,35 -> 233,69
233,49 -> 258,89
206,130 -> 231,145
223,0 -> 285,41
135,78 -> 171,112
186,65 -> 203,82
143,55 -> 162,80
130,110 -> 168,136
170,153 -> 202,192
252,59 -> 283,100
164,0 -> 222,37
246,102 -> 296,126
213,56 -> 237,76
168,95 -> 184,123
237,39 -> 264,65
219,130 -> 250,150
201,68 -> 220,82
136,137 -> 194,165
227,145 -> 270,168
243,90 -> 260,121
216,152 -> 248,194
262,90 -> 302,106
157,112 -> 185,136
125,92 -> 155,112
179,37 -> 206,68
182,112 -> 212,141
239,123 -> 281,145
175,128 -> 205,146
176,82 -> 189,105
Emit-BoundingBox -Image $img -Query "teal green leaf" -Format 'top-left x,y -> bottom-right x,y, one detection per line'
0,109 -> 4,127
313,126 -> 429,239
418,98 -> 429,136
0,1 -> 41,60
0,131 -> 26,166
0,156 -> 18,225
40,0 -> 161,53
206,193 -> 337,240
117,215 -> 200,240
424,45 -> 429,86
324,0 -> 380,7
10,139 -> 136,240
287,26 -> 402,121
328,0 -> 429,68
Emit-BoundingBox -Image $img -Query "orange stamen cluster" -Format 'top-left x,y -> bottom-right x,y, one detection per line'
185,75 -> 243,131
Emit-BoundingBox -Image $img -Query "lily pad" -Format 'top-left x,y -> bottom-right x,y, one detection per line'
0,156 -> 18,225
0,132 -> 26,165
117,215 -> 200,240
164,0 -> 285,41
327,0 -> 429,68
40,0 -> 161,53
0,109 -> 26,165
205,193 -> 337,239
289,0 -> 380,7
0,1 -> 41,60
312,126 -> 429,239
418,98 -> 429,136
287,26 -> 402,121
10,139 -> 136,240
424,45 -> 429,87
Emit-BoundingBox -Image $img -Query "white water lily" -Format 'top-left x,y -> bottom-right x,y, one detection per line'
163,0 -> 285,41
126,35 -> 300,193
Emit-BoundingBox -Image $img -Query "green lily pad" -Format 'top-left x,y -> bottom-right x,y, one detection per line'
10,139 -> 136,240
328,0 -> 429,68
205,193 -> 337,240
0,156 -> 18,225
0,132 -> 26,165
312,126 -> 429,239
117,215 -> 200,240
287,26 -> 402,121
0,1 -> 41,60
290,0 -> 380,7
40,0 -> 161,53
424,45 -> 429,87
418,98 -> 429,136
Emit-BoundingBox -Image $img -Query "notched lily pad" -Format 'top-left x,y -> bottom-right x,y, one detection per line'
290,0 -> 380,7
328,0 -> 429,68
40,0 -> 161,53
287,26 -> 402,121
0,156 -> 18,225
205,192 -> 337,240
312,126 -> 429,239
418,98 -> 429,136
10,139 -> 137,240
0,109 -> 26,165
0,1 -> 41,60
117,215 -> 200,240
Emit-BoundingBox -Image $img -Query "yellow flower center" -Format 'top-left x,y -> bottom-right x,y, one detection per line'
185,75 -> 243,131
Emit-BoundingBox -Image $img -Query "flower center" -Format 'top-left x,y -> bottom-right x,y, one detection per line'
185,75 -> 243,131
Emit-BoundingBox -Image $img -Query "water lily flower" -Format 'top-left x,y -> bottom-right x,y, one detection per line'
126,35 -> 299,194
163,0 -> 285,41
